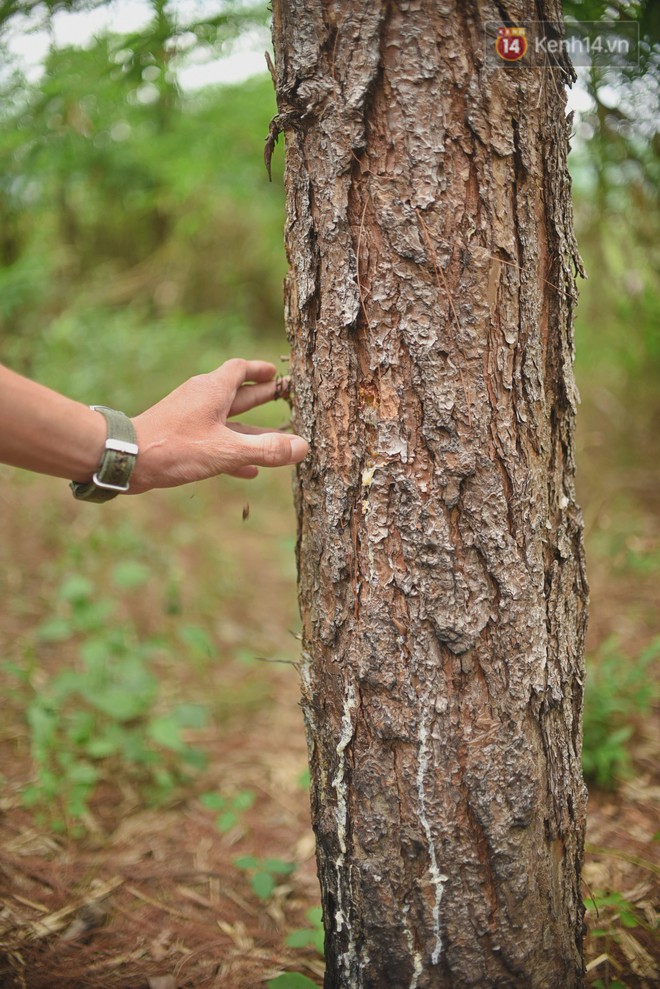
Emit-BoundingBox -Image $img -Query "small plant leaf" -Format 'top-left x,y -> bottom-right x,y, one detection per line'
233,789 -> 255,811
93,690 -> 148,723
251,871 -> 275,899
66,761 -> 98,785
263,858 -> 296,876
285,929 -> 315,948
200,792 -> 225,810
267,975 -> 319,989
306,907 -> 323,925
85,736 -> 120,758
111,560 -> 151,589
58,574 -> 94,603
234,855 -> 258,871
216,811 -> 237,833
21,785 -> 42,808
180,746 -> 207,770
37,618 -> 73,642
147,715 -> 185,751
179,624 -> 216,659
172,703 -> 208,729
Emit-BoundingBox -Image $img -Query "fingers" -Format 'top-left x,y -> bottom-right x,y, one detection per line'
228,379 -> 284,417
132,359 -> 306,490
201,360 -> 293,419
231,430 -> 309,468
209,359 -> 277,394
225,423 -> 308,471
227,422 -> 283,435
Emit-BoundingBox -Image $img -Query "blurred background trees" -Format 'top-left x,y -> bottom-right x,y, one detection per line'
0,0 -> 284,410
565,1 -> 659,462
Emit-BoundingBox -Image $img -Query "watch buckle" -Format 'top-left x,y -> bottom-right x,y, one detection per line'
92,472 -> 131,493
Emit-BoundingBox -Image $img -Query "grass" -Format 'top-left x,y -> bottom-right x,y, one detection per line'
0,409 -> 302,818
583,636 -> 660,789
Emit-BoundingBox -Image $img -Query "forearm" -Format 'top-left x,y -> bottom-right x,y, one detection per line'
0,365 -> 106,482
0,359 -> 308,495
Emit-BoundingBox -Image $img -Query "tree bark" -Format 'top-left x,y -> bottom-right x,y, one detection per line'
271,3 -> 588,987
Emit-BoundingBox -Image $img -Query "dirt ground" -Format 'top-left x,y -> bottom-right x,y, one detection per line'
0,459 -> 658,989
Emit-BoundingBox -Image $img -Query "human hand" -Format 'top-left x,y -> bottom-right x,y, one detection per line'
129,359 -> 308,493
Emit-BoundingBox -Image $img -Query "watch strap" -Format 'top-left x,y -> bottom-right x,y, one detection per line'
70,406 -> 138,503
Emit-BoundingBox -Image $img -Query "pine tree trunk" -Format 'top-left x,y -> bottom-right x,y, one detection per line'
271,3 -> 589,987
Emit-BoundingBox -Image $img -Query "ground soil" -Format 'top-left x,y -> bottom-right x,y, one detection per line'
0,451 -> 657,989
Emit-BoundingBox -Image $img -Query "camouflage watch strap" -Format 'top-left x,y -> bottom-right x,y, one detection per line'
70,406 -> 138,503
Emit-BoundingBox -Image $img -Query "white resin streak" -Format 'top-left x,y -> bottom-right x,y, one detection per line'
417,718 -> 448,965
332,683 -> 359,980
403,904 -> 424,989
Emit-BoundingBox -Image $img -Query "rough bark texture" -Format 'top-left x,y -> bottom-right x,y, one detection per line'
271,2 -> 589,987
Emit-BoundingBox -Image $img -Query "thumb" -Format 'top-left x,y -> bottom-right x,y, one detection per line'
236,431 -> 309,468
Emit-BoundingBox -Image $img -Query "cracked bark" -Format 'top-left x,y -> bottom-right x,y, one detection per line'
271,2 -> 588,987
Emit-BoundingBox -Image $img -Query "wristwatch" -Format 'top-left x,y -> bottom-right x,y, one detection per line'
70,406 -> 139,503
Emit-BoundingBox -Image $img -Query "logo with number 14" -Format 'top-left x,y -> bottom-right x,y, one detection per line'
496,26 -> 528,62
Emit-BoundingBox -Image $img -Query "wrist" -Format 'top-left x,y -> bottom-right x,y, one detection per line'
71,407 -> 139,502
71,406 -> 111,482
127,416 -> 160,493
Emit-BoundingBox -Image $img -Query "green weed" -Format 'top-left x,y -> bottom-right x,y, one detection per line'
297,767 -> 311,790
582,636 -> 660,789
587,890 -> 646,932
234,854 -> 296,900
21,572 -> 208,830
285,906 -> 325,956
267,976 -> 319,989
585,889 -> 657,989
199,789 -> 255,833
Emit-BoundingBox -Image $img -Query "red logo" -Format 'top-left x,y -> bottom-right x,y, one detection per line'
496,26 -> 528,62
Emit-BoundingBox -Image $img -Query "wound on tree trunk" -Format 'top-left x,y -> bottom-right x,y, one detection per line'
271,2 -> 589,987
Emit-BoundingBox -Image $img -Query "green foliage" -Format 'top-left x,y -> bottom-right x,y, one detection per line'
0,27 -> 285,394
564,1 -> 659,46
297,767 -> 311,790
111,559 -> 152,590
234,854 -> 296,900
21,571 -> 208,828
285,907 -> 325,956
0,2 -> 102,34
267,974 -> 319,989
585,888 -> 657,988
566,1 -> 660,457
199,788 -> 255,833
586,890 -> 645,931
582,637 -> 660,787
0,1 -> 266,45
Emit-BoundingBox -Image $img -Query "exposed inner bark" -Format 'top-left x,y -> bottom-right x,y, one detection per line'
272,2 -> 588,987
